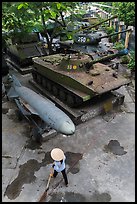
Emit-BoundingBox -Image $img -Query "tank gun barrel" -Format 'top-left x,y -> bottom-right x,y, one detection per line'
77,15 -> 118,33
86,49 -> 128,70
100,28 -> 132,39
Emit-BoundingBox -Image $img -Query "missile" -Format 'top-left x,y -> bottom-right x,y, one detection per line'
7,75 -> 75,135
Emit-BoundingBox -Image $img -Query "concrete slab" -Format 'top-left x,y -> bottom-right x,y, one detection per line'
122,102 -> 135,113
2,169 -> 16,196
2,157 -> 18,169
117,85 -> 134,103
2,114 -> 27,157
45,112 -> 135,202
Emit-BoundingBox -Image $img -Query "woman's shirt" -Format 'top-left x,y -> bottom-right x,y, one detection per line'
53,156 -> 66,172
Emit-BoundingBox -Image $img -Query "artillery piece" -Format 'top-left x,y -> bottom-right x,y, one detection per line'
31,50 -> 130,108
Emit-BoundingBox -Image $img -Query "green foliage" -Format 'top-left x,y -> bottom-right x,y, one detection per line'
2,2 -> 36,33
2,2 -> 78,32
2,2 -> 80,54
17,3 -> 28,10
105,26 -> 117,43
99,2 -> 135,27
96,2 -> 113,14
127,51 -> 135,71
105,26 -> 115,35
113,42 -> 125,50
112,2 -> 135,26
120,55 -> 130,64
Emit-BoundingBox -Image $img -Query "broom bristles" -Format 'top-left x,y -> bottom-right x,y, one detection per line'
38,189 -> 48,202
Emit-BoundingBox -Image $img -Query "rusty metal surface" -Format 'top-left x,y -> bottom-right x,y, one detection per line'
88,63 -> 130,93
33,54 -> 130,95
16,43 -> 44,58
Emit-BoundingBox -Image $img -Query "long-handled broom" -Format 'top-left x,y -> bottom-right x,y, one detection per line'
38,169 -> 53,202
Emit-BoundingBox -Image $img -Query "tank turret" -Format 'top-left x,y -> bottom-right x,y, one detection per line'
58,15 -> 118,45
82,13 -> 99,25
74,28 -> 132,45
56,15 -> 130,61
31,51 -> 130,107
85,49 -> 129,71
57,29 -> 130,62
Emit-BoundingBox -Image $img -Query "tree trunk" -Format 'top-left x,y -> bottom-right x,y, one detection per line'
40,8 -> 53,54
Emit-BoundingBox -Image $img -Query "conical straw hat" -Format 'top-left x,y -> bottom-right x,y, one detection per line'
51,148 -> 65,161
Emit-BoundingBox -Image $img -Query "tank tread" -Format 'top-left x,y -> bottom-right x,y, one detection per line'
32,70 -> 83,107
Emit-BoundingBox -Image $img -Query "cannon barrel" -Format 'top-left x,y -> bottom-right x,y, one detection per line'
89,28 -> 133,44
77,15 -> 118,33
86,49 -> 128,70
100,28 -> 132,40
85,29 -> 131,45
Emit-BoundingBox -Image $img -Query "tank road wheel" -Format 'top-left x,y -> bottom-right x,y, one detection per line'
66,95 -> 75,107
34,73 -> 38,83
37,74 -> 42,84
42,78 -> 47,88
52,85 -> 58,96
47,81 -> 52,91
32,71 -> 37,81
59,90 -> 66,102
75,97 -> 83,106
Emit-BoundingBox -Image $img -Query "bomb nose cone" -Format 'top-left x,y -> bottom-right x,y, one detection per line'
59,120 -> 75,135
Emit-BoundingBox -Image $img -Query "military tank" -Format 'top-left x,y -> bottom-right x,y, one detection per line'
72,28 -> 131,60
74,29 -> 131,45
56,15 -> 117,45
81,12 -> 99,26
56,29 -> 130,67
57,15 -> 131,61
31,50 -> 130,107
78,14 -> 117,32
56,15 -> 122,59
6,32 -> 47,67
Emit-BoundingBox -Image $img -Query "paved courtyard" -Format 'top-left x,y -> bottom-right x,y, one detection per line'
2,70 -> 135,202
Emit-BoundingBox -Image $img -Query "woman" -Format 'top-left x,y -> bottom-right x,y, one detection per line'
50,148 -> 68,187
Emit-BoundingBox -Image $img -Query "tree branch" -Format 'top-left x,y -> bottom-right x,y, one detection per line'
60,11 -> 66,27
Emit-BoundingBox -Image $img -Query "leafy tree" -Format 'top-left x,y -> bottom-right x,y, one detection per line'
128,51 -> 135,71
95,2 -> 113,13
96,2 -> 135,27
2,2 -> 80,54
2,2 -> 35,33
112,2 -> 135,27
